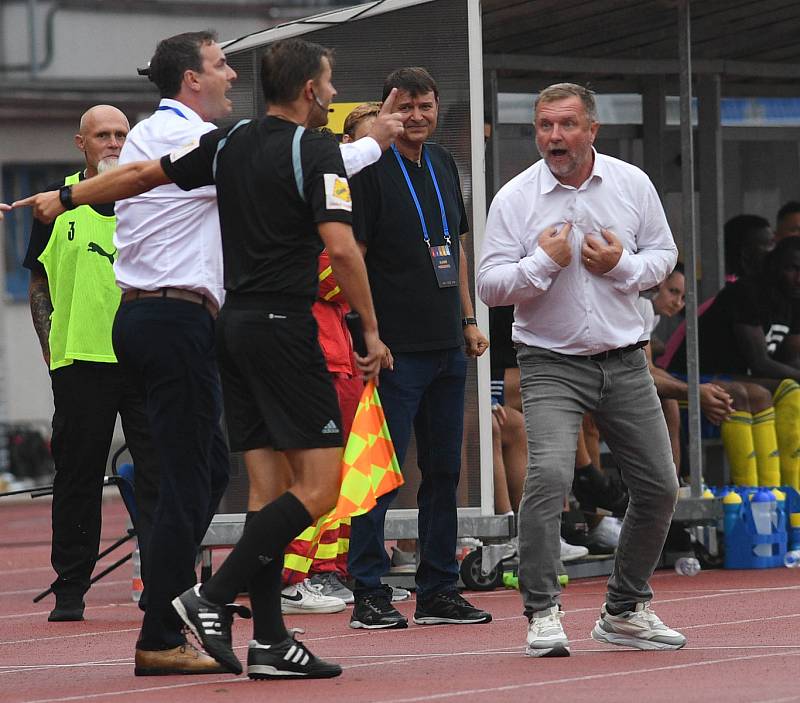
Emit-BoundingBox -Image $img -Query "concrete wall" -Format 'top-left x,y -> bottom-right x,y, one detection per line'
1,2 -> 276,78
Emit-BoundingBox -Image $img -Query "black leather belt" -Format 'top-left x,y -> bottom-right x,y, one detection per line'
584,340 -> 647,361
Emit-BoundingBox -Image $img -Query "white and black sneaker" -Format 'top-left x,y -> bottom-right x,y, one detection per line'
171,584 -> 251,675
413,590 -> 492,625
350,587 -> 408,629
247,629 -> 342,680
591,602 -> 686,650
526,606 -> 570,658
281,578 -> 346,614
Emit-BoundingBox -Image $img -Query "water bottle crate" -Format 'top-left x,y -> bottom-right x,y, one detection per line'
722,486 -> 788,569
785,486 -> 800,550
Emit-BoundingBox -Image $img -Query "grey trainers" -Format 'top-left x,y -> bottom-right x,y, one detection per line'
526,606 -> 570,657
390,586 -> 411,602
591,602 -> 686,650
309,573 -> 354,604
389,547 -> 416,574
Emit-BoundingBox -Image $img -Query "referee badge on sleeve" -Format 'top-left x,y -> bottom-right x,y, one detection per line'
324,173 -> 352,212
169,139 -> 200,162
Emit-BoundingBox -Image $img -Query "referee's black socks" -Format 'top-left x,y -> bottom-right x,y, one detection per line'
201,492 -> 312,607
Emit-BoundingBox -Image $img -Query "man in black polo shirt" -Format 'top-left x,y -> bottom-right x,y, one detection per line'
347,67 -> 492,630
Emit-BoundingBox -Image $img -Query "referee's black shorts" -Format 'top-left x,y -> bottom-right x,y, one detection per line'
216,295 -> 343,452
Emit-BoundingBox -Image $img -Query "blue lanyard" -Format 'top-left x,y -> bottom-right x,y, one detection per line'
391,145 -> 450,246
156,105 -> 188,120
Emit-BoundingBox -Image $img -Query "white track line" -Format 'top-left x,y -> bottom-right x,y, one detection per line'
0,580 -> 127,598
23,650 -> 799,703
19,676 -> 245,703
2,566 -> 53,576
0,600 -> 137,621
368,648 -> 800,703
0,627 -> 140,647
5,612 -> 800,673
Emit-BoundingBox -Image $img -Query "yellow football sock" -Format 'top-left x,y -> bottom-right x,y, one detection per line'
752,407 -> 781,487
720,411 -> 758,487
774,378 -> 800,491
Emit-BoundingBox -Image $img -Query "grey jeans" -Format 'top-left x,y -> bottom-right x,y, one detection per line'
516,345 -> 678,617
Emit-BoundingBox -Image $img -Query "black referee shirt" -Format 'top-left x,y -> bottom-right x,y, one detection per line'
162,116 -> 352,301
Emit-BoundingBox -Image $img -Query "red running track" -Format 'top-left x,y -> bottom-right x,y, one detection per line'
2,496 -> 800,703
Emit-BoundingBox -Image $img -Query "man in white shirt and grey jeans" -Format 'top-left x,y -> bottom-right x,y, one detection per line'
477,83 -> 686,658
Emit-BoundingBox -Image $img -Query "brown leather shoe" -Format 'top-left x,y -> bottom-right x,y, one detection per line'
134,643 -> 227,676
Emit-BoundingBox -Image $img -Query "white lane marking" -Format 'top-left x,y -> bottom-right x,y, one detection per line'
0,580 -> 127,598
367,648 -> 800,703
0,601 -> 137,621
18,676 -> 245,703
0,627 -> 140,647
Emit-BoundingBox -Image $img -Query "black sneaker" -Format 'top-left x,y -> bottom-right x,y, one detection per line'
413,590 -> 492,625
171,584 -> 251,675
350,587 -> 408,629
247,630 -> 342,680
572,465 -> 628,517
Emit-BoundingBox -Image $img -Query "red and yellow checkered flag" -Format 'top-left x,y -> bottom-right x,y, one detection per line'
312,379 -> 403,541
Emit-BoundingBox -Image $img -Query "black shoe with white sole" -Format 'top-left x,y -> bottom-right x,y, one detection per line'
350,587 -> 408,630
247,630 -> 342,680
171,584 -> 251,675
413,590 -> 492,625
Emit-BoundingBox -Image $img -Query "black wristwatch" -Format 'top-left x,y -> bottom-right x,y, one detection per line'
462,316 -> 477,327
58,185 -> 76,210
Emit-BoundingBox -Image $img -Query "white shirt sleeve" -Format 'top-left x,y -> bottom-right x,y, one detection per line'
477,192 -> 562,307
339,137 -> 382,178
604,177 -> 678,293
635,296 -> 656,342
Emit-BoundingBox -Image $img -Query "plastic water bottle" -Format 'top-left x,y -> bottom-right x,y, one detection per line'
674,557 -> 701,576
785,550 -> 800,568
131,544 -> 143,602
751,489 -> 776,558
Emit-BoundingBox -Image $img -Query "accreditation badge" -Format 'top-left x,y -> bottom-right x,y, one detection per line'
429,244 -> 457,288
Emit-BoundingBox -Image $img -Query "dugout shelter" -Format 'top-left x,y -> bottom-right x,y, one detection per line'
202,0 -> 800,564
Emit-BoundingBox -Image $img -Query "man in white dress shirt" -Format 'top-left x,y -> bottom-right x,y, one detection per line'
112,30 -> 236,676
477,83 -> 686,658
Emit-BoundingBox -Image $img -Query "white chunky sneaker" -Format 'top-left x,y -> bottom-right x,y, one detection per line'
591,602 -> 686,650
281,579 -> 346,614
560,537 -> 589,562
525,606 -> 570,657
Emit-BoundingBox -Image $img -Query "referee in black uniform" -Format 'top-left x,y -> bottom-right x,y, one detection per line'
166,40 -> 389,681
164,40 -> 388,678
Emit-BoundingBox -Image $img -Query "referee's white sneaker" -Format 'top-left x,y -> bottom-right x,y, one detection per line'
281,579 -> 346,614
591,602 -> 686,650
525,606 -> 570,657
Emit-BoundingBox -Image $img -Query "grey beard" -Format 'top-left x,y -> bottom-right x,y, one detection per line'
97,156 -> 120,174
